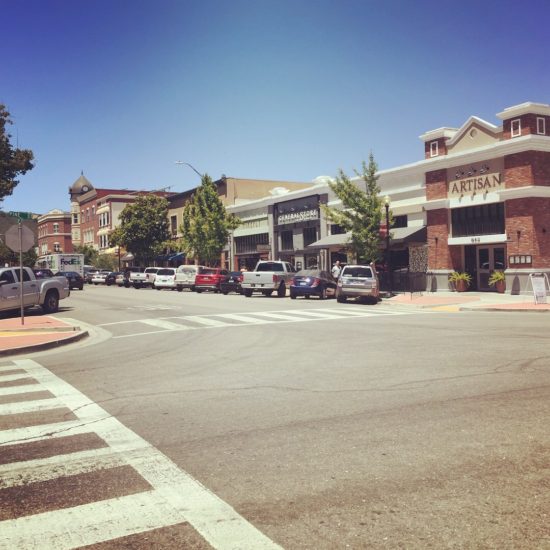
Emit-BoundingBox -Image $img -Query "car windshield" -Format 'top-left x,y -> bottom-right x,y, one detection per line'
202,269 -> 218,275
157,269 -> 175,276
342,267 -> 373,278
256,262 -> 286,272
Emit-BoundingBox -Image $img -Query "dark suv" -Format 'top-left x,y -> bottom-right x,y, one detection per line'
55,271 -> 84,290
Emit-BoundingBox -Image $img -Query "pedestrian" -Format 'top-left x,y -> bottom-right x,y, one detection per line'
331,260 -> 341,279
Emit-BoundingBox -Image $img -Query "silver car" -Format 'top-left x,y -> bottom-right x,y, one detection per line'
336,264 -> 380,303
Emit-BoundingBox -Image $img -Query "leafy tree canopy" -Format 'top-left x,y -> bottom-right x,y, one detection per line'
322,153 -> 387,263
180,174 -> 240,266
73,244 -> 99,266
0,105 -> 34,203
0,239 -> 37,268
109,194 -> 170,266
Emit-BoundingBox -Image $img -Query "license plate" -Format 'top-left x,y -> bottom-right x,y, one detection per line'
299,282 -> 307,286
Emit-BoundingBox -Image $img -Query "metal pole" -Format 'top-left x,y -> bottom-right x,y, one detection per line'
385,203 -> 392,295
174,161 -> 204,179
19,220 -> 24,325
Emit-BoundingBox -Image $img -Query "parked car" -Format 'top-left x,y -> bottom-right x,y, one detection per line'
194,268 -> 229,293
105,272 -> 121,286
336,264 -> 380,303
241,260 -> 297,297
153,268 -> 178,290
54,270 -> 84,290
85,269 -> 101,284
290,269 -> 337,300
33,268 -> 55,279
91,270 -> 111,285
115,272 -> 130,287
175,265 -> 206,292
130,266 -> 159,288
220,271 -> 243,295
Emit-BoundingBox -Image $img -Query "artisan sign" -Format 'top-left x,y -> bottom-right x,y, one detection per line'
277,208 -> 319,225
448,172 -> 504,198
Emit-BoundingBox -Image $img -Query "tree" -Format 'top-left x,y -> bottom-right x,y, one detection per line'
322,153 -> 386,263
0,105 -> 34,203
73,244 -> 99,266
180,174 -> 240,265
0,239 -> 37,267
109,194 -> 170,266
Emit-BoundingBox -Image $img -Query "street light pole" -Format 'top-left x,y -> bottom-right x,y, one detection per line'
384,195 -> 392,295
174,161 -> 204,179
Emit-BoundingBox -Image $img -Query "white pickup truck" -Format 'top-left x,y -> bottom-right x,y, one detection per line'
0,266 -> 70,313
129,267 -> 159,289
241,260 -> 297,297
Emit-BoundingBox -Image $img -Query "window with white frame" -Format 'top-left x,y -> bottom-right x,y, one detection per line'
430,141 -> 439,157
511,118 -> 521,137
53,223 -> 59,234
537,117 -> 546,135
54,243 -> 61,252
72,213 -> 79,224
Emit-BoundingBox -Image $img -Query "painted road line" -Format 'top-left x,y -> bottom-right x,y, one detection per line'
0,397 -> 64,416
0,383 -> 41,397
181,315 -> 230,327
214,313 -> 273,324
0,374 -> 36,383
3,359 -> 282,549
251,312 -> 306,322
139,319 -> 190,331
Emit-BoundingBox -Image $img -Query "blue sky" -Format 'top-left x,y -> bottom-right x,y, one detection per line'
2,0 -> 549,214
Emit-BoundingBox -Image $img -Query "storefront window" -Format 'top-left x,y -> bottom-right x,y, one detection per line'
280,230 -> 293,251
451,204 -> 505,237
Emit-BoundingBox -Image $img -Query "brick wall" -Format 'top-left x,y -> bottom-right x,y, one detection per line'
505,151 -> 550,188
506,198 -> 550,269
427,209 -> 453,270
502,114 -> 550,139
424,137 -> 448,159
426,169 -> 447,201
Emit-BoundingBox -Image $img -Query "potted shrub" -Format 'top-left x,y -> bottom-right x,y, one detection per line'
448,271 -> 472,292
488,270 -> 506,293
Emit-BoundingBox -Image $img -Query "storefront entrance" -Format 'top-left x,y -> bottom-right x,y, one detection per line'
477,245 -> 506,291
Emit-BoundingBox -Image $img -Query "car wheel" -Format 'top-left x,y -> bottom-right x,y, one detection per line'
177,286 -> 183,292
337,294 -> 347,303
42,290 -> 59,314
277,283 -> 286,298
222,291 -> 229,295
244,289 -> 253,297
290,292 -> 297,299
196,289 -> 203,293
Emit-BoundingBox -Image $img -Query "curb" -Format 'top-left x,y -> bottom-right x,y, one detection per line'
459,306 -> 550,313
0,330 -> 89,358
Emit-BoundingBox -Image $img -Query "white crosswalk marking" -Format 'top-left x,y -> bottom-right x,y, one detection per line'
103,305 -> 428,340
0,359 -> 282,550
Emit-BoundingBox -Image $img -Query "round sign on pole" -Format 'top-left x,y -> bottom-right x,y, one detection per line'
4,224 -> 35,252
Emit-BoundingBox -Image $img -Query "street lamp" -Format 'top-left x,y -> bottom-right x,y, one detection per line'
384,195 -> 392,294
174,161 -> 203,179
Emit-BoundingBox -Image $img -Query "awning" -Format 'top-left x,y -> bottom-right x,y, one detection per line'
307,226 -> 427,250
387,226 -> 427,246
307,232 -> 352,249
168,252 -> 185,262
121,253 -> 134,261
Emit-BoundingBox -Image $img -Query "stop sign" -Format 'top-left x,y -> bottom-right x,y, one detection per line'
4,224 -> 35,252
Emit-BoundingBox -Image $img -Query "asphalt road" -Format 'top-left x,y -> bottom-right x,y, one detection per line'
1,284 -> 549,549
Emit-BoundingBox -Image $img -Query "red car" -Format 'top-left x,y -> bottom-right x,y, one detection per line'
194,268 -> 229,293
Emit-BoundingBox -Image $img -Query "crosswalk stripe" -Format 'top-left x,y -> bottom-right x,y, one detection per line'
214,313 -> 272,324
0,384 -> 41,397
0,359 -> 282,550
139,319 -> 190,331
251,312 -> 304,321
0,374 -> 34,383
181,316 -> 229,327
0,397 -> 64,416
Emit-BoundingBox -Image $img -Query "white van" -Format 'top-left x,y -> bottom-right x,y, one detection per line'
175,265 -> 205,292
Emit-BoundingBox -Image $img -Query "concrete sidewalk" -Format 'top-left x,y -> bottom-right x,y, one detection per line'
0,315 -> 87,357
385,291 -> 550,312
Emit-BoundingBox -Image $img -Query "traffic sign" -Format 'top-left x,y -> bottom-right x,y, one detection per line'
4,224 -> 35,252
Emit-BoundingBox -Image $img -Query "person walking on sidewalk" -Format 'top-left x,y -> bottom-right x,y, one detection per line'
331,260 -> 342,279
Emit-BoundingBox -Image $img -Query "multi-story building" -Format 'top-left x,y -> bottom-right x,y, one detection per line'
228,101 -> 550,294
68,173 -> 174,263
37,209 -> 73,256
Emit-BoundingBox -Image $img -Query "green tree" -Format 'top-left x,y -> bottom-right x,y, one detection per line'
0,239 -> 37,267
73,244 -> 99,266
180,174 -> 240,265
322,153 -> 386,263
0,105 -> 34,203
110,194 -> 170,266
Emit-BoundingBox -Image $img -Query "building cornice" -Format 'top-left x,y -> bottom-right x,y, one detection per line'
496,101 -> 550,119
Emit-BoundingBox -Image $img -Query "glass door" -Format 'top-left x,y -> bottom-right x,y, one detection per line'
477,245 -> 506,291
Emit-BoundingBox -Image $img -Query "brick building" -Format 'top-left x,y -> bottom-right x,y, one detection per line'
421,101 -> 550,293
37,209 -> 73,255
